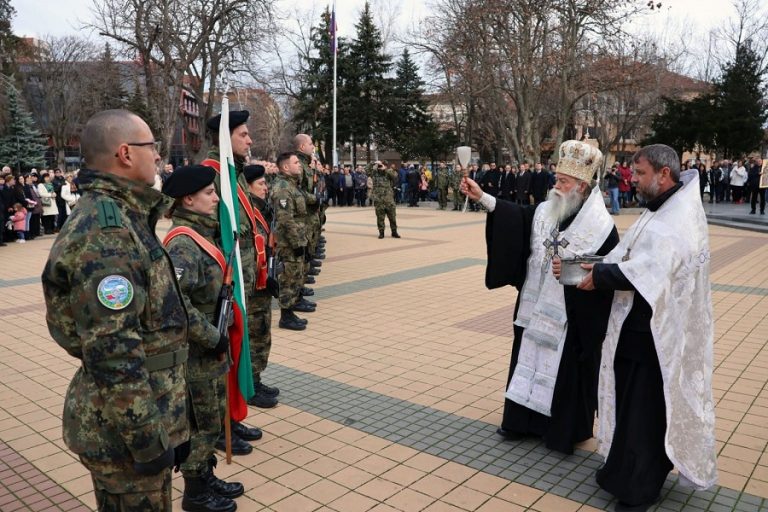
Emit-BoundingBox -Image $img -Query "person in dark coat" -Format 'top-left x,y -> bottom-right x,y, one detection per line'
500,165 -> 516,201
530,163 -> 549,204
515,163 -> 532,205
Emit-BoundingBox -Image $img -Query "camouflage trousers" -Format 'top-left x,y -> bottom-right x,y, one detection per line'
179,374 -> 225,477
306,211 -> 321,256
86,461 -> 172,511
452,187 -> 465,209
437,187 -> 449,208
278,257 -> 304,309
375,200 -> 397,233
248,294 -> 272,376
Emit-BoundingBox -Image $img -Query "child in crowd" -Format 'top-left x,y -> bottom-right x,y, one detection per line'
10,203 -> 27,243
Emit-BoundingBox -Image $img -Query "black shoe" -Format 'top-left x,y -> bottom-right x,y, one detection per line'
308,267 -> 320,276
279,309 -> 307,330
314,253 -> 326,260
289,310 -> 308,325
305,276 -> 316,284
496,427 -> 524,441
310,259 -> 322,267
300,287 -> 314,296
215,433 -> 252,456
299,298 -> 316,308
750,210 -> 756,214
378,232 -> 384,239
231,421 -> 263,441
293,301 -> 316,313
614,497 -> 660,512
319,236 -> 326,242
246,390 -> 278,408
391,231 -> 401,238
182,477 -> 237,512
257,381 -> 280,397
204,459 -> 245,499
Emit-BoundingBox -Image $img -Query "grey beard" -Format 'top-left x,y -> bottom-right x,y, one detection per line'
637,179 -> 660,202
545,187 -> 585,225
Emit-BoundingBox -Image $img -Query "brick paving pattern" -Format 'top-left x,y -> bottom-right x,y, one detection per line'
0,200 -> 767,511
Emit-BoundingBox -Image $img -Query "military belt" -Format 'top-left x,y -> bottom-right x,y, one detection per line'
144,347 -> 188,372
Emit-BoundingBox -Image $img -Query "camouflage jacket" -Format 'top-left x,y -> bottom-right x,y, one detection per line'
165,208 -> 227,381
271,172 -> 307,258
371,167 -> 398,203
297,152 -> 318,211
435,167 -> 450,188
41,168 -> 189,465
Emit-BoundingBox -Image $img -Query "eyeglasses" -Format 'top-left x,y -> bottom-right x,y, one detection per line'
115,141 -> 160,157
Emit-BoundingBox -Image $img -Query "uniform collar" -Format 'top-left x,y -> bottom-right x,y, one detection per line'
78,168 -> 171,216
171,207 -> 219,239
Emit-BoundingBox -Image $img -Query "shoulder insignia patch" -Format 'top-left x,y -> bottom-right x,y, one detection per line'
279,199 -> 288,208
96,199 -> 122,229
174,267 -> 184,280
97,275 -> 134,310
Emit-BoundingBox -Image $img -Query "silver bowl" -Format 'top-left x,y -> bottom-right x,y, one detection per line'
558,255 -> 604,286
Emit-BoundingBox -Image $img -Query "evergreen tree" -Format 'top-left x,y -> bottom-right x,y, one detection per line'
0,76 -> 47,171
711,41 -> 767,158
90,43 -> 128,112
126,79 -> 158,137
385,48 -> 443,160
644,96 -> 712,157
347,2 -> 392,161
0,0 -> 18,75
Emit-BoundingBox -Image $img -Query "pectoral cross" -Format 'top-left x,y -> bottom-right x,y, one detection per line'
543,228 -> 569,259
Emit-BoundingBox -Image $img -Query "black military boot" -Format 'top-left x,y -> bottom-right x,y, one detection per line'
204,457 -> 245,499
293,300 -> 316,313
308,267 -> 321,276
314,252 -> 326,260
298,297 -> 316,308
310,259 -> 322,267
305,275 -> 316,284
215,432 -> 252,456
231,421 -> 263,440
300,286 -> 314,297
246,389 -> 277,408
378,230 -> 385,239
290,310 -> 308,325
182,476 -> 237,512
279,309 -> 306,330
391,231 -> 401,238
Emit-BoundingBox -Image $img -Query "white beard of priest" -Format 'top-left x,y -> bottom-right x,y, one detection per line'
575,144 -> 717,511
461,140 -> 619,456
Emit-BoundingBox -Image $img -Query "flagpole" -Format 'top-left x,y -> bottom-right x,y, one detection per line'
332,0 -> 338,168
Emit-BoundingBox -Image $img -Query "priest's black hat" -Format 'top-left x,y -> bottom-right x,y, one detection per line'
162,165 -> 217,198
243,164 -> 266,184
206,110 -> 250,133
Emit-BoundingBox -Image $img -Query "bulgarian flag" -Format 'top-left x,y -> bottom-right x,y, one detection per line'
218,99 -> 255,421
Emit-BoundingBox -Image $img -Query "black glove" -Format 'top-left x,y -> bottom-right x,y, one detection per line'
267,277 -> 279,299
133,447 -> 174,476
213,332 -> 229,355
173,440 -> 191,471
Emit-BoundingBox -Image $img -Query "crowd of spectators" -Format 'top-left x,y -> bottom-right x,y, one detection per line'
0,166 -> 80,245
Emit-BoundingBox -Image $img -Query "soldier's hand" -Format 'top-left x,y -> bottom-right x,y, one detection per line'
213,332 -> 229,355
552,257 -> 561,279
461,178 -> 483,201
133,447 -> 174,476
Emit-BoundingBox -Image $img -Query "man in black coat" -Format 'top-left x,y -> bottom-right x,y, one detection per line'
500,165 -> 515,201
515,163 -> 532,205
530,162 -> 549,204
482,163 -> 501,198
748,158 -> 765,215
407,165 -> 420,207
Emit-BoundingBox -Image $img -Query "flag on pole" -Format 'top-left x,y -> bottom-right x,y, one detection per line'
218,98 -> 255,422
330,2 -> 337,54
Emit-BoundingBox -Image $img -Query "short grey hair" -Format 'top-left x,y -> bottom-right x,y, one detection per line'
632,144 -> 680,183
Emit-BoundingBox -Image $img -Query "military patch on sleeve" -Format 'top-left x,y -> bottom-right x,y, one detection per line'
174,267 -> 184,280
97,275 -> 134,310
279,199 -> 288,208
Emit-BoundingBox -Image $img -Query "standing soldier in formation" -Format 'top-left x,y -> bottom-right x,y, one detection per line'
202,110 -> 268,448
294,135 -> 323,287
451,164 -> 466,210
42,109 -> 190,510
161,165 -> 244,512
435,162 -> 450,210
371,160 -> 400,238
243,164 -> 281,404
272,152 -> 313,330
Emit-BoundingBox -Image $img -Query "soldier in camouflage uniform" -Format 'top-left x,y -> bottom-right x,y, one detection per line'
294,134 -> 323,284
203,111 -> 270,445
162,165 -> 243,512
41,110 -> 190,511
271,152 -> 313,330
371,161 -> 401,239
451,164 -> 466,210
243,164 -> 280,401
435,162 -> 450,210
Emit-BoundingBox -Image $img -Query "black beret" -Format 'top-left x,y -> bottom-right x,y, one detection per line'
206,110 -> 250,133
162,165 -> 217,198
243,164 -> 266,184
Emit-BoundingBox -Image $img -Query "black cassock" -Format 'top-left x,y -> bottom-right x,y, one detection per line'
485,199 -> 619,455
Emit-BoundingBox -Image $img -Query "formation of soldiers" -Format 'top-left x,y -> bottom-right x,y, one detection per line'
41,109 -> 328,512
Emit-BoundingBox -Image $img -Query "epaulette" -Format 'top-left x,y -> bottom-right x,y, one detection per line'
96,198 -> 123,228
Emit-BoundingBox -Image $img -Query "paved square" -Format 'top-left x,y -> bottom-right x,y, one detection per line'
1,201 -> 767,511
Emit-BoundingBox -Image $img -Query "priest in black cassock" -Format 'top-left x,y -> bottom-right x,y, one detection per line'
461,140 -> 619,455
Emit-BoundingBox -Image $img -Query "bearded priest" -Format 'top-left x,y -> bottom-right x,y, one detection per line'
576,144 -> 717,511
461,140 -> 619,455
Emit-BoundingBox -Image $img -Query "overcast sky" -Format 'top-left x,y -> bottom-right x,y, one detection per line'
10,0 -> 745,79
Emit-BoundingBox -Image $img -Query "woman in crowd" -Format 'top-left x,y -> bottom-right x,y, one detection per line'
730,159 -> 748,204
59,173 -> 80,227
37,172 -> 59,234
